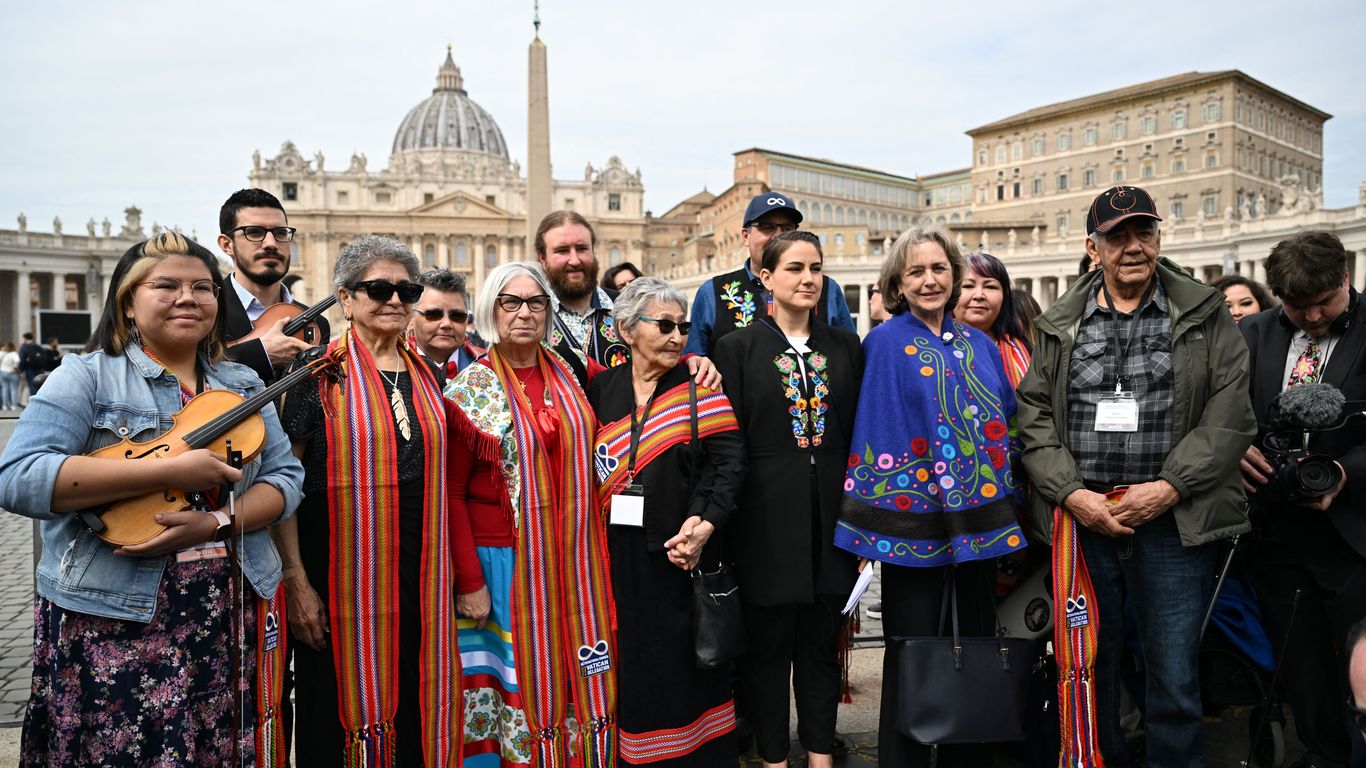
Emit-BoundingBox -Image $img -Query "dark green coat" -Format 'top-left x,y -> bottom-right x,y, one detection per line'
1016,257 -> 1256,546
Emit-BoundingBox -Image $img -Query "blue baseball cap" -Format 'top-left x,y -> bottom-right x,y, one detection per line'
742,193 -> 803,228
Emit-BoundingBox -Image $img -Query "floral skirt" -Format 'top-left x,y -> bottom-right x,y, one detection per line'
21,556 -> 258,767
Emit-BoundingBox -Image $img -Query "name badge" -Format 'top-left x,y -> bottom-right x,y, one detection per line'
610,484 -> 646,527
1095,393 -> 1139,432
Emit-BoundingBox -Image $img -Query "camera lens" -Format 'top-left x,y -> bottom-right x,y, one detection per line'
1294,455 -> 1342,497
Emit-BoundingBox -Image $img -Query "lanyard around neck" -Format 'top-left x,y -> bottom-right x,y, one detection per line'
1099,278 -> 1156,393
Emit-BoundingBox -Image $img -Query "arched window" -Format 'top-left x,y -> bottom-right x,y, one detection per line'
424,244 -> 436,265
836,206 -> 845,225
857,209 -> 867,225
609,247 -> 622,265
823,204 -> 833,222
484,245 -> 497,268
880,212 -> 889,231
950,213 -> 961,223
455,243 -> 470,267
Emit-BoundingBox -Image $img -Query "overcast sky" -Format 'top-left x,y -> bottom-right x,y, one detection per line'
3,0 -> 1363,251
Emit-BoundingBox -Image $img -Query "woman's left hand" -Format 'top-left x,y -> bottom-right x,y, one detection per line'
665,515 -> 715,570
685,356 -> 722,390
115,509 -> 219,557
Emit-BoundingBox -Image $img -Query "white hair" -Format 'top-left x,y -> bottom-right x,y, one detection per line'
475,261 -> 554,345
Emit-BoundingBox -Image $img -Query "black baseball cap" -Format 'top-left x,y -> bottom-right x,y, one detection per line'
742,193 -> 803,228
1086,186 -> 1162,235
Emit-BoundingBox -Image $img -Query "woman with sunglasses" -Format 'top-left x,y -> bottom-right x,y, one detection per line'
409,268 -> 483,388
584,277 -> 746,765
444,262 -> 618,766
0,232 -> 304,766
276,235 -> 461,766
711,231 -> 863,768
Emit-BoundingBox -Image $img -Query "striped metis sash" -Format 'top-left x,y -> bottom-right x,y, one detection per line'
321,329 -> 460,767
1052,503 -> 1105,768
488,346 -> 618,768
593,379 -> 738,503
255,586 -> 287,766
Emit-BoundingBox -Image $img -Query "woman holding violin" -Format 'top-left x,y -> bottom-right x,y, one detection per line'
276,235 -> 460,766
0,231 -> 304,766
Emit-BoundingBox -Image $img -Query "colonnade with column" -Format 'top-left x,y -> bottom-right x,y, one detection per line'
1,269 -> 98,344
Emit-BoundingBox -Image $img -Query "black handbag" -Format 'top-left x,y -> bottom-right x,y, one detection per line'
684,379 -> 747,670
894,572 -> 1032,744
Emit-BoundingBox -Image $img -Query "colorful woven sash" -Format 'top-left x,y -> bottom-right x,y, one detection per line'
449,345 -> 619,767
1052,503 -> 1105,768
592,380 -> 737,502
320,329 -> 460,767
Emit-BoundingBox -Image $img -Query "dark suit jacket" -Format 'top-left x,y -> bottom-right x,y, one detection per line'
223,280 -> 331,386
1241,297 -> 1366,557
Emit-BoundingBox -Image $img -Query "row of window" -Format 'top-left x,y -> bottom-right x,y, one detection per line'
984,152 -> 1221,203
771,163 -> 917,207
1236,98 -> 1321,152
979,104 -> 1225,166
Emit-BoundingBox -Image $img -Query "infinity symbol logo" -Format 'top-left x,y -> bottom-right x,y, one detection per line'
577,640 -> 610,661
1065,596 -> 1087,612
767,197 -> 787,206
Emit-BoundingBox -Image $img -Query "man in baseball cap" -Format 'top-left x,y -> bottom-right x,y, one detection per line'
1017,184 -> 1254,766
685,192 -> 854,356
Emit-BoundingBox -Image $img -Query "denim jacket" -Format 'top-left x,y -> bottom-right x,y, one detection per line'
0,345 -> 304,622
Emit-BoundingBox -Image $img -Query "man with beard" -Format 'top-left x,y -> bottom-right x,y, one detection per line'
217,188 -> 329,384
536,210 -> 718,390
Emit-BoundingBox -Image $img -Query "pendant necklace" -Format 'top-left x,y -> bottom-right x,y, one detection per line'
378,366 -> 412,441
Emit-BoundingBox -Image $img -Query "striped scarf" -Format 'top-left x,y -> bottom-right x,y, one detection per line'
320,329 -> 460,767
996,334 -> 1033,389
448,344 -> 618,767
1052,503 -> 1105,768
593,379 -> 737,502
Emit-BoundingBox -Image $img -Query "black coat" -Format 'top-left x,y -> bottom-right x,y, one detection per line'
712,318 -> 862,606
223,279 -> 331,386
1241,298 -> 1366,557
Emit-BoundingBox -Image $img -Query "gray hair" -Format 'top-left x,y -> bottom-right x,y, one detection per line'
877,226 -> 964,317
333,235 -> 420,289
476,262 -> 554,345
417,267 -> 469,305
613,277 -> 687,336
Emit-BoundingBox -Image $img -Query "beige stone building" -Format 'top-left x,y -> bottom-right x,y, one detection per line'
246,48 -> 649,311
658,71 -> 1366,332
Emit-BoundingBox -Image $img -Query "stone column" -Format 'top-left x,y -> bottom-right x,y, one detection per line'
473,237 -> 487,298
438,238 -> 449,268
856,281 -> 870,337
14,270 -> 30,339
1254,259 -> 1267,284
55,274 -> 69,310
1354,250 -> 1366,292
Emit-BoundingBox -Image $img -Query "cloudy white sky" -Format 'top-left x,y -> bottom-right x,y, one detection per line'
3,0 -> 1363,249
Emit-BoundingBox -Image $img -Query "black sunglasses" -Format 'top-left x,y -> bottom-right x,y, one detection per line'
639,317 -> 692,335
350,280 -> 424,304
229,225 -> 297,243
416,308 -> 469,323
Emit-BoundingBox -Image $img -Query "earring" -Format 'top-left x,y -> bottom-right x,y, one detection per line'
128,322 -> 142,346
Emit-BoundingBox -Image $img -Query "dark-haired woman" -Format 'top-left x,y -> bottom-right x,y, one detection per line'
1211,273 -> 1276,325
953,251 -> 1032,387
602,261 -> 644,293
0,232 -> 304,766
712,231 -> 862,768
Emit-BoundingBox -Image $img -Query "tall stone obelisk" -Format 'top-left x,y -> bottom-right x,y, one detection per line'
526,4 -> 553,245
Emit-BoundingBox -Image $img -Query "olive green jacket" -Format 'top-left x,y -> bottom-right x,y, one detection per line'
1016,258 -> 1256,546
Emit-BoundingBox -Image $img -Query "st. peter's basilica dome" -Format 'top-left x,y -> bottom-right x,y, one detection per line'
392,48 -> 509,159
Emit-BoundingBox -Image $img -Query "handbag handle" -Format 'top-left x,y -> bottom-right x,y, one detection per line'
938,567 -> 1016,673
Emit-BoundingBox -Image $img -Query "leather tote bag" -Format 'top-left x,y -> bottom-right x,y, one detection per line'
894,573 -> 1032,744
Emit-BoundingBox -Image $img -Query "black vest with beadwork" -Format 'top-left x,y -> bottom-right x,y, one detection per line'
707,265 -> 832,356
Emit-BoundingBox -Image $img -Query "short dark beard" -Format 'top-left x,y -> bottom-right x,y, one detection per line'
235,252 -> 288,287
547,263 -> 598,302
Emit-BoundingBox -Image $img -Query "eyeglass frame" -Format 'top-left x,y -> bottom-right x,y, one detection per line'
747,221 -> 799,236
415,308 -> 470,323
348,280 -> 425,304
495,293 -> 551,313
638,316 -> 692,335
136,278 -> 222,305
227,225 -> 298,243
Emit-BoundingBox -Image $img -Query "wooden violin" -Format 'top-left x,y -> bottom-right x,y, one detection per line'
228,294 -> 338,348
79,351 -> 339,546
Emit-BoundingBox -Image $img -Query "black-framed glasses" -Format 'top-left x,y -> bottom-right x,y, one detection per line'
350,280 -> 424,304
748,222 -> 798,236
416,308 -> 469,323
1349,696 -> 1366,731
138,278 -> 221,304
228,225 -> 297,243
639,317 -> 692,335
495,294 -> 550,313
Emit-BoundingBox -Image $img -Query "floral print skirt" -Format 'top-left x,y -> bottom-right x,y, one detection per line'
21,556 -> 258,767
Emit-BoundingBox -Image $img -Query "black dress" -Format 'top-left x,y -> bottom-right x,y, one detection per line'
710,317 -> 862,762
587,363 -> 747,767
281,369 -> 426,767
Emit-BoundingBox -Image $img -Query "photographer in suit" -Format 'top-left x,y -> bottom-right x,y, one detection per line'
1240,230 -> 1366,768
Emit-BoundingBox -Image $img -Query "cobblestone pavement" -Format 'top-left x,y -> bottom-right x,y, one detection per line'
0,486 -> 34,726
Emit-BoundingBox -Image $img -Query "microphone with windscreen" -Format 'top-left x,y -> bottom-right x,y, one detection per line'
1263,383 -> 1346,502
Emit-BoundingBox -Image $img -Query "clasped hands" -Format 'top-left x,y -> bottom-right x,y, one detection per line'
1063,479 -> 1179,537
664,515 -> 715,571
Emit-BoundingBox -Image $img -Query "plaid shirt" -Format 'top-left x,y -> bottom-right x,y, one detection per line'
1067,279 -> 1175,485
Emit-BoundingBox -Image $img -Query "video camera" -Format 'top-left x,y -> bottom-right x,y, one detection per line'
1261,383 -> 1363,502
